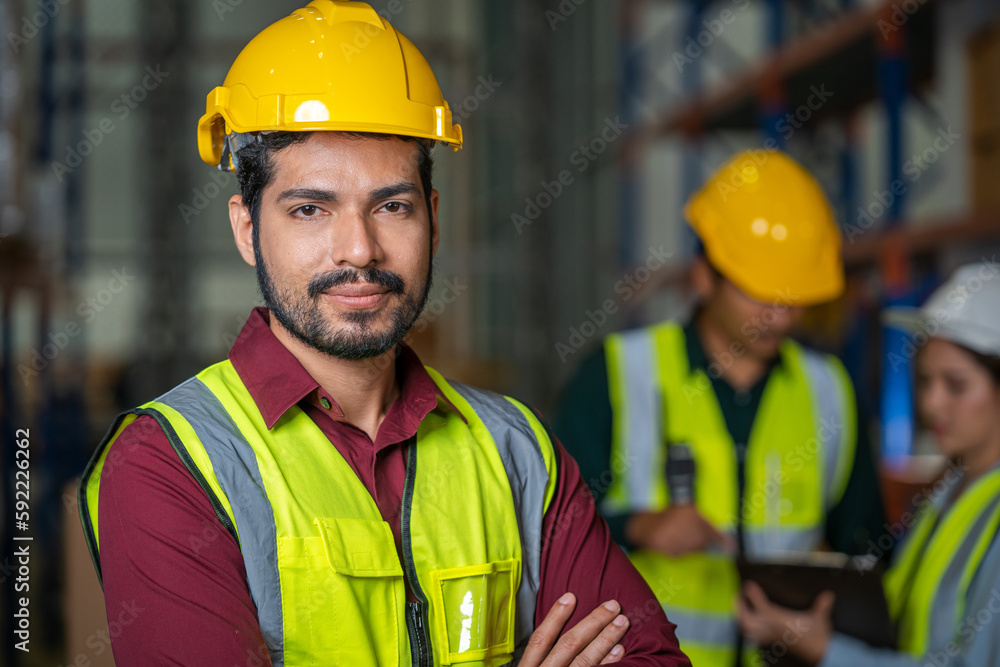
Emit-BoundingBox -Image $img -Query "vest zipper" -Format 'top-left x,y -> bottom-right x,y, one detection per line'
734,440 -> 748,667
734,440 -> 747,555
402,441 -> 433,667
407,601 -> 429,666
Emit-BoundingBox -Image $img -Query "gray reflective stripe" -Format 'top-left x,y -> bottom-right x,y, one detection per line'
957,511 -> 1000,665
446,380 -> 549,660
663,606 -> 738,646
614,329 -> 662,509
157,378 -> 285,667
799,350 -> 848,507
744,525 -> 823,557
927,496 -> 1000,651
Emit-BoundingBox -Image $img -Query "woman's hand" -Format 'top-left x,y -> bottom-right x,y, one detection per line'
737,581 -> 835,665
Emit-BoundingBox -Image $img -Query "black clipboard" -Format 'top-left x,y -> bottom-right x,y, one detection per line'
737,552 -> 895,665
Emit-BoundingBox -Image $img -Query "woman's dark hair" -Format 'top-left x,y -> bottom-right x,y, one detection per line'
233,131 -> 435,232
960,344 -> 1000,385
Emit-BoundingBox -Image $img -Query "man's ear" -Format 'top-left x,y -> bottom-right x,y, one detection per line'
690,255 -> 717,301
429,188 -> 440,256
229,194 -> 256,267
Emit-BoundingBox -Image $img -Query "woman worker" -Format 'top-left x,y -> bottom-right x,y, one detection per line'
737,262 -> 1000,666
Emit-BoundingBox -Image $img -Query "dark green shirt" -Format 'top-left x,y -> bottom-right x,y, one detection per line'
552,321 -> 888,559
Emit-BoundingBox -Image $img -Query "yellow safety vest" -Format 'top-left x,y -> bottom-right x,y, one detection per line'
78,360 -> 557,667
603,322 -> 856,667
884,465 -> 1000,657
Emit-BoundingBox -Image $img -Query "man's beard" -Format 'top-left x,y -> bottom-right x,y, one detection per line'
254,234 -> 433,360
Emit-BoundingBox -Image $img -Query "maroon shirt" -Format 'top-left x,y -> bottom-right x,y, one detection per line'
97,307 -> 688,666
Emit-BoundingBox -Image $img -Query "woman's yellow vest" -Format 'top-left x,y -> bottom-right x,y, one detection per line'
883,464 -> 1000,657
78,360 -> 557,667
602,322 -> 857,667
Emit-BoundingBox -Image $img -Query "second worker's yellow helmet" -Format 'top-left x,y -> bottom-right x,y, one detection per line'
685,149 -> 844,306
197,0 -> 463,171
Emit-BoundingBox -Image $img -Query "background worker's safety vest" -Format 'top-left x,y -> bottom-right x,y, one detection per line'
602,322 -> 857,667
883,465 -> 1000,658
79,360 -> 558,667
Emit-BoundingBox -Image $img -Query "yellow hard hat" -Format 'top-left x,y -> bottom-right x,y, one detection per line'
684,149 -> 844,306
197,0 -> 463,170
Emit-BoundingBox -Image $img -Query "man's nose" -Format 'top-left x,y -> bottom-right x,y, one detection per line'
332,210 -> 384,268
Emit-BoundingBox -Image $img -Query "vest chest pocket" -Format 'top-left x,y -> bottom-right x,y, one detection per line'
319,517 -> 407,665
427,559 -> 520,665
276,518 -> 406,666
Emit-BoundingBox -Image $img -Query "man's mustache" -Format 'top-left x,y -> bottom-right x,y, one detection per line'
307,267 -> 405,299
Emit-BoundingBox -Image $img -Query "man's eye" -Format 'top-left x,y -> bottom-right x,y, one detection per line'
295,205 -> 320,217
382,201 -> 409,213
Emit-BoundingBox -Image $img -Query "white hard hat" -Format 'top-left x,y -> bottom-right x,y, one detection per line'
884,261 -> 1000,357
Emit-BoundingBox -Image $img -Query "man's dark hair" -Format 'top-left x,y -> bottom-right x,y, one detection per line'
234,130 -> 435,233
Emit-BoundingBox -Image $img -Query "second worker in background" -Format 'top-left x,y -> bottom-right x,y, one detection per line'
553,149 -> 887,666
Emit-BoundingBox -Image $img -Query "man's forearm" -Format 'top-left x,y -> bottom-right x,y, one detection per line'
534,440 -> 691,665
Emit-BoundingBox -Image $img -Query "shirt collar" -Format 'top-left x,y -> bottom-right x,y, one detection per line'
682,318 -> 785,376
228,307 -> 464,430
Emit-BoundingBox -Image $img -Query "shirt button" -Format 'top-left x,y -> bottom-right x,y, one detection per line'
320,397 -> 331,410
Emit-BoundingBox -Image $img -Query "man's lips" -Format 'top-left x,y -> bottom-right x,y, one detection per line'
323,285 -> 391,309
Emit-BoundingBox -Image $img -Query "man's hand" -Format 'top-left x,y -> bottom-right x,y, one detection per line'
737,581 -> 835,665
520,593 -> 629,666
625,506 -> 736,557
